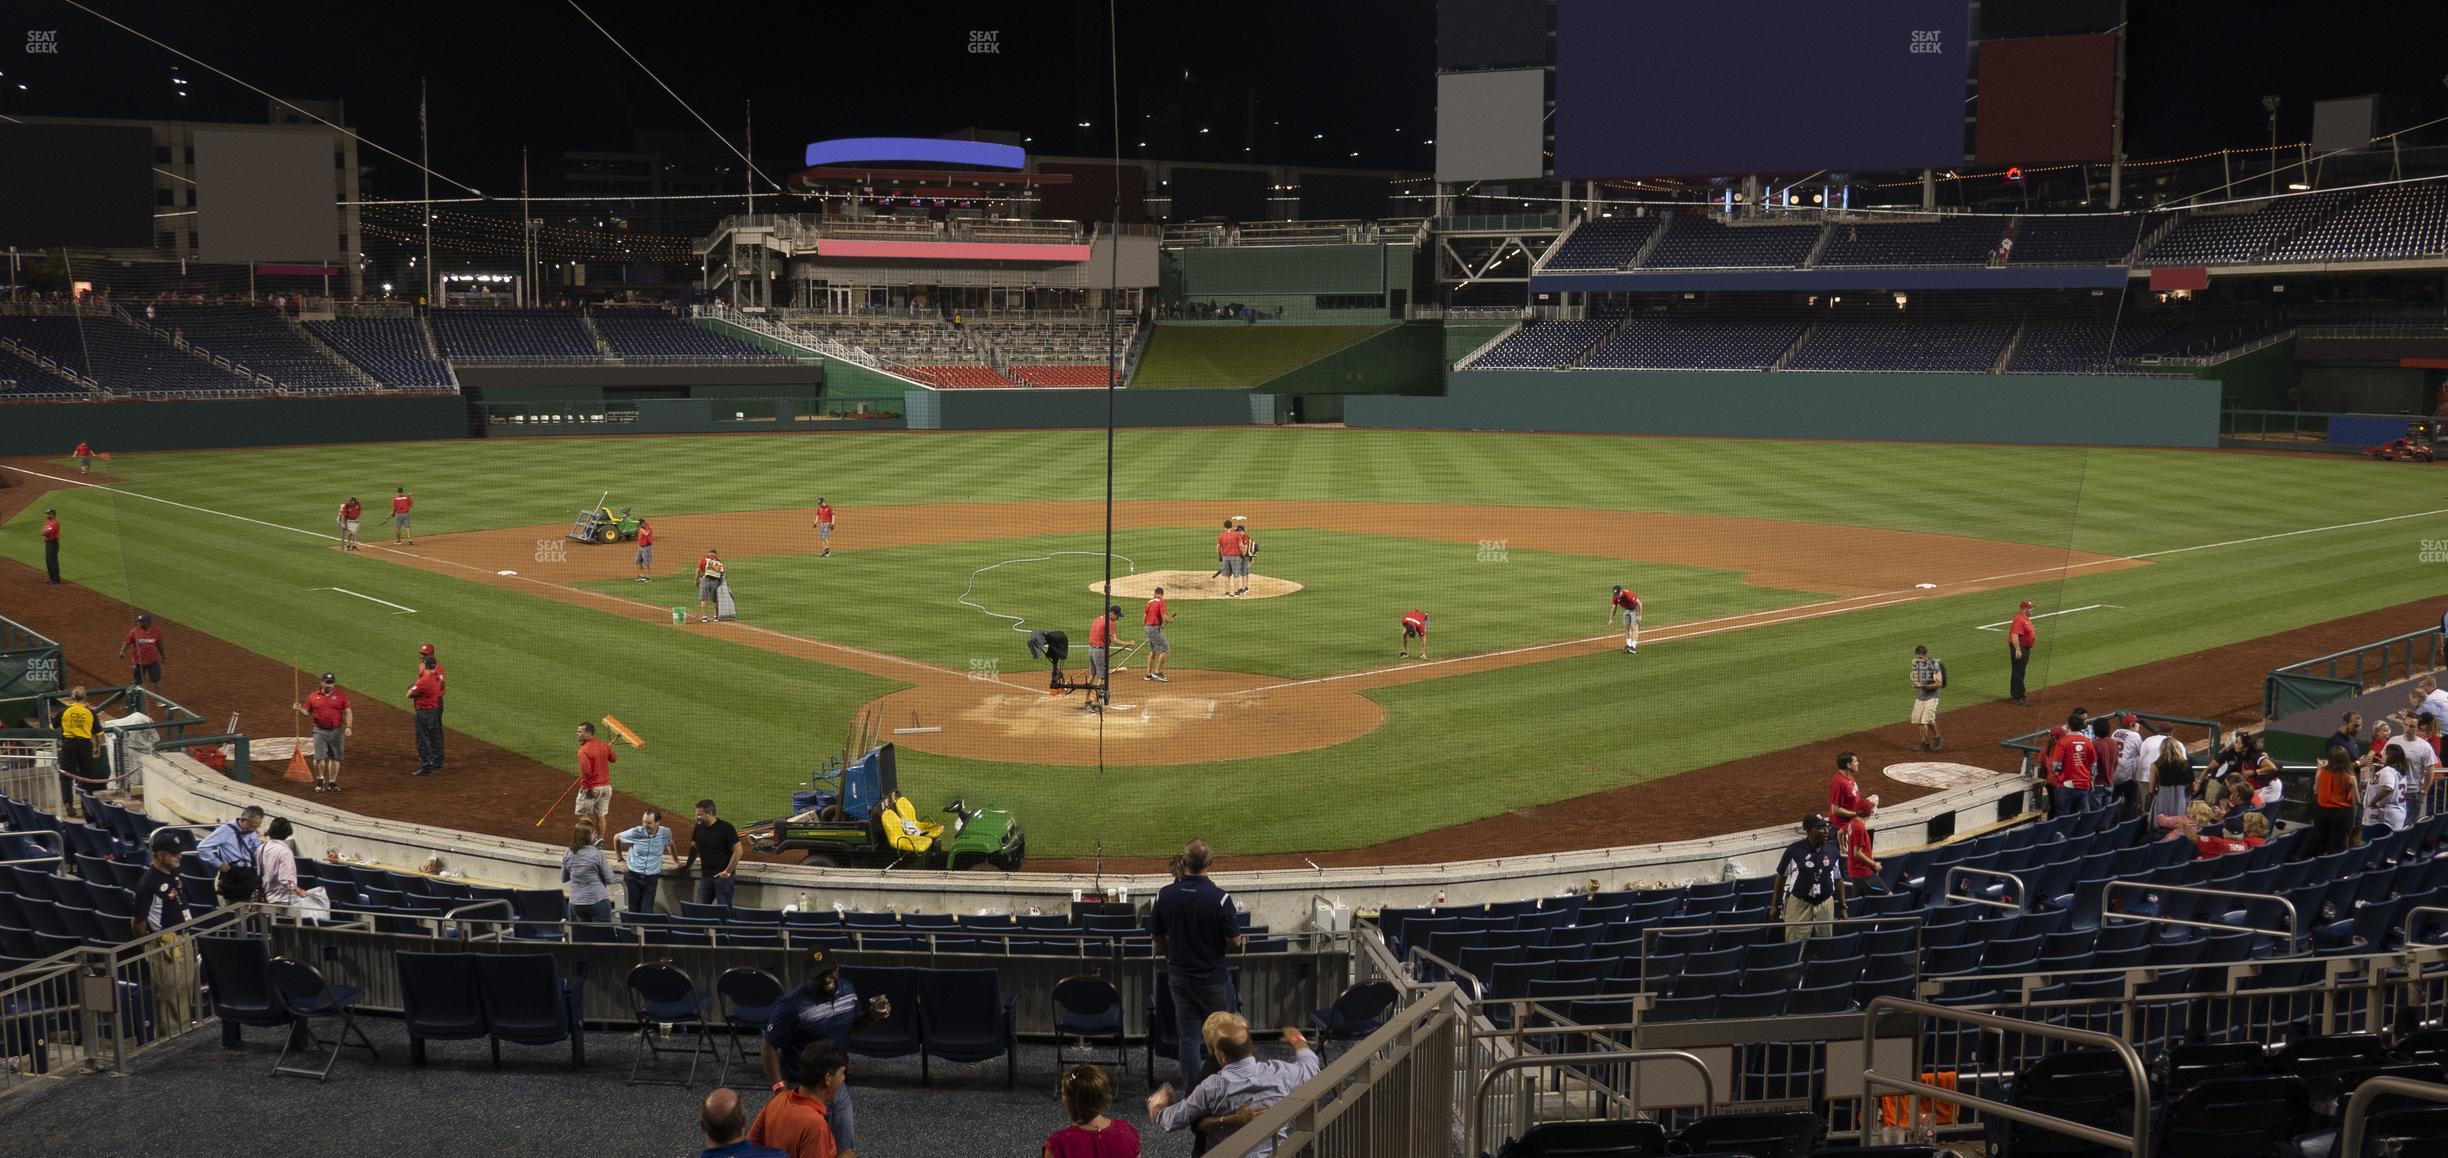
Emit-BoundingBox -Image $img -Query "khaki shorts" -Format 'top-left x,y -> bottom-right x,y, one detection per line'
1910,698 -> 1940,726
1784,897 -> 1835,942
576,785 -> 613,816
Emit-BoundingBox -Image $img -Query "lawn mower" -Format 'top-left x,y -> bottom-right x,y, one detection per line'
567,491 -> 644,543
743,743 -> 1026,871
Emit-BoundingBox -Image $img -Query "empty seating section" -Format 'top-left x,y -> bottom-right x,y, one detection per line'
0,313 -> 254,395
1468,320 -> 1614,369
0,346 -> 96,397
302,318 -> 454,389
1789,319 -> 2015,372
2010,215 -> 2157,265
966,317 -> 1135,366
429,309 -> 597,361
1643,217 -> 1821,268
2268,183 -> 2448,261
2141,192 -> 2349,266
1581,318 -> 1803,371
1544,217 -> 1663,271
149,304 -> 365,391
2006,317 -> 2183,374
1817,218 -> 2004,267
895,364 -> 1016,388
781,316 -> 975,365
587,310 -> 783,362
1004,365 -> 1114,387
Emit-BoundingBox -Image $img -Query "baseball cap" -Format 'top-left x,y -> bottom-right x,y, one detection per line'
2049,725 -> 2070,737
2019,600 -> 2034,610
135,613 -> 151,625
802,946 -> 839,978
320,672 -> 336,682
2119,713 -> 2139,727
1107,604 -> 1122,617
149,831 -> 184,854
43,508 -> 55,517
1802,813 -> 1830,830
418,643 -> 435,656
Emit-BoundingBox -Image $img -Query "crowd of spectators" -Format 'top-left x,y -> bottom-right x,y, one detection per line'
1156,300 -> 1281,322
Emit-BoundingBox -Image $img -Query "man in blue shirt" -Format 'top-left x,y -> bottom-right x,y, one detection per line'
762,947 -> 889,1157
1149,837 -> 1243,1091
697,1088 -> 785,1158
1772,813 -> 1846,943
614,808 -> 673,916
195,805 -> 264,870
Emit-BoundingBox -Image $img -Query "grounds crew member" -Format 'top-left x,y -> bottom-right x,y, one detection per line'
293,673 -> 354,793
2008,600 -> 2037,705
1085,605 -> 1133,711
390,486 -> 414,545
575,721 -> 617,840
408,651 -> 445,777
73,441 -> 94,475
119,612 -> 167,687
1143,586 -> 1172,682
338,496 -> 362,552
41,508 -> 61,583
1611,585 -> 1641,653
696,548 -> 726,622
1399,609 -> 1429,659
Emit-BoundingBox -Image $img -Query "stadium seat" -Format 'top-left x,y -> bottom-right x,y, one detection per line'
1496,1118 -> 1669,1158
1050,975 -> 1125,1069
915,968 -> 1017,1086
714,967 -> 784,1062
2157,1074 -> 2314,1157
267,956 -> 379,1081
1668,1110 -> 1824,1158
195,932 -> 296,1050
1311,979 -> 1398,1043
623,962 -> 715,1086
843,965 -> 925,1065
397,951 -> 489,1065
474,953 -> 586,1070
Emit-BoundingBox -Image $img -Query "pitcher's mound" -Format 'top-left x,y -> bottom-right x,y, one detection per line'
1094,569 -> 1301,600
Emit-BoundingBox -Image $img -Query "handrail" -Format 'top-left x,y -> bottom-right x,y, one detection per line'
1944,865 -> 2029,911
2407,905 -> 2448,945
1862,996 -> 2150,1154
2337,1076 -> 2448,1158
1203,981 -> 1462,1158
1405,946 -> 1487,1001
2101,880 -> 2298,946
0,827 -> 64,866
1471,1049 -> 1716,1155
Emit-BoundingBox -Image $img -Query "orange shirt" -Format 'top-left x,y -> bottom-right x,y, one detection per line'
749,1088 -> 837,1158
577,738 -> 616,790
2315,768 -> 2355,809
1144,598 -> 1166,627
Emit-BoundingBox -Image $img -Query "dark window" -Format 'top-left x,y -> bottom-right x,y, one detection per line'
155,145 -> 172,163
156,189 -> 174,206
156,231 -> 176,248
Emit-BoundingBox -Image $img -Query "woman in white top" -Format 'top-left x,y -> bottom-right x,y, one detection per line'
256,816 -> 302,903
2364,748 -> 2409,839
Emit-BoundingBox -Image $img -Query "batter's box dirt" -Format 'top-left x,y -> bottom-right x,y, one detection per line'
1094,569 -> 1301,600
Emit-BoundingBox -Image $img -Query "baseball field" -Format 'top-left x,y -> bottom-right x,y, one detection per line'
4,429 -> 2442,861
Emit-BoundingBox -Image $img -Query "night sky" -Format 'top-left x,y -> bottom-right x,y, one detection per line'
4,0 -> 2446,199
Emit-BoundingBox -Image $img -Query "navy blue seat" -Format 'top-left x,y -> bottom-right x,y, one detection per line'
397,951 -> 489,1065
1669,1109 -> 1823,1158
624,962 -> 715,1086
1495,1118 -> 1668,1158
916,967 -> 1017,1086
841,965 -> 924,1063
267,956 -> 378,1081
1312,979 -> 1398,1042
1051,974 -> 1126,1068
196,932 -> 296,1050
475,953 -> 586,1069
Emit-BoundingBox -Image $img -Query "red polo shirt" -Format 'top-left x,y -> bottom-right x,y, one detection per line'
1402,610 -> 1427,635
304,689 -> 349,729
577,738 -> 616,790
42,517 -> 59,543
1144,597 -> 1166,627
123,627 -> 164,665
2048,733 -> 2099,790
1841,816 -> 1877,879
73,443 -> 91,458
1088,616 -> 1113,648
816,503 -> 835,526
340,500 -> 361,521
1830,771 -> 1870,821
636,524 -> 653,548
392,493 -> 412,515
2009,612 -> 2036,649
408,667 -> 444,710
1613,589 -> 1640,611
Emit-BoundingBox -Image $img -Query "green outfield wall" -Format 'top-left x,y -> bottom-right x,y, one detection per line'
1347,370 -> 2221,447
904,388 -> 1272,430
0,395 -> 466,456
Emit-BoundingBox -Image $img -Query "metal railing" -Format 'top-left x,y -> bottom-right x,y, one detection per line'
2338,1077 -> 2448,1158
1471,1048 -> 1716,1158
2264,626 -> 2447,719
1862,997 -> 2150,1153
2000,710 -> 2222,777
1209,982 -> 1464,1158
2100,880 -> 2299,946
0,828 -> 64,868
1943,865 -> 2029,911
2409,905 -> 2448,945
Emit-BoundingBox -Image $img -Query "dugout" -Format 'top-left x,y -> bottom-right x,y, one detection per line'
2261,625 -> 2448,764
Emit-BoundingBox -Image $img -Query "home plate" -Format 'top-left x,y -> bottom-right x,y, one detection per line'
1881,761 -> 2000,790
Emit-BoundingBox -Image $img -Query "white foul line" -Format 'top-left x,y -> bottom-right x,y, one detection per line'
1976,604 -> 2120,631
315,587 -> 417,614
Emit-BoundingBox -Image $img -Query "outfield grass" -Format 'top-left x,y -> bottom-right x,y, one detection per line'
7,432 -> 2444,857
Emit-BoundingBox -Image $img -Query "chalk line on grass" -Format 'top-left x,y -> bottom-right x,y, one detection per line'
1975,604 -> 2120,631
315,587 -> 417,614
